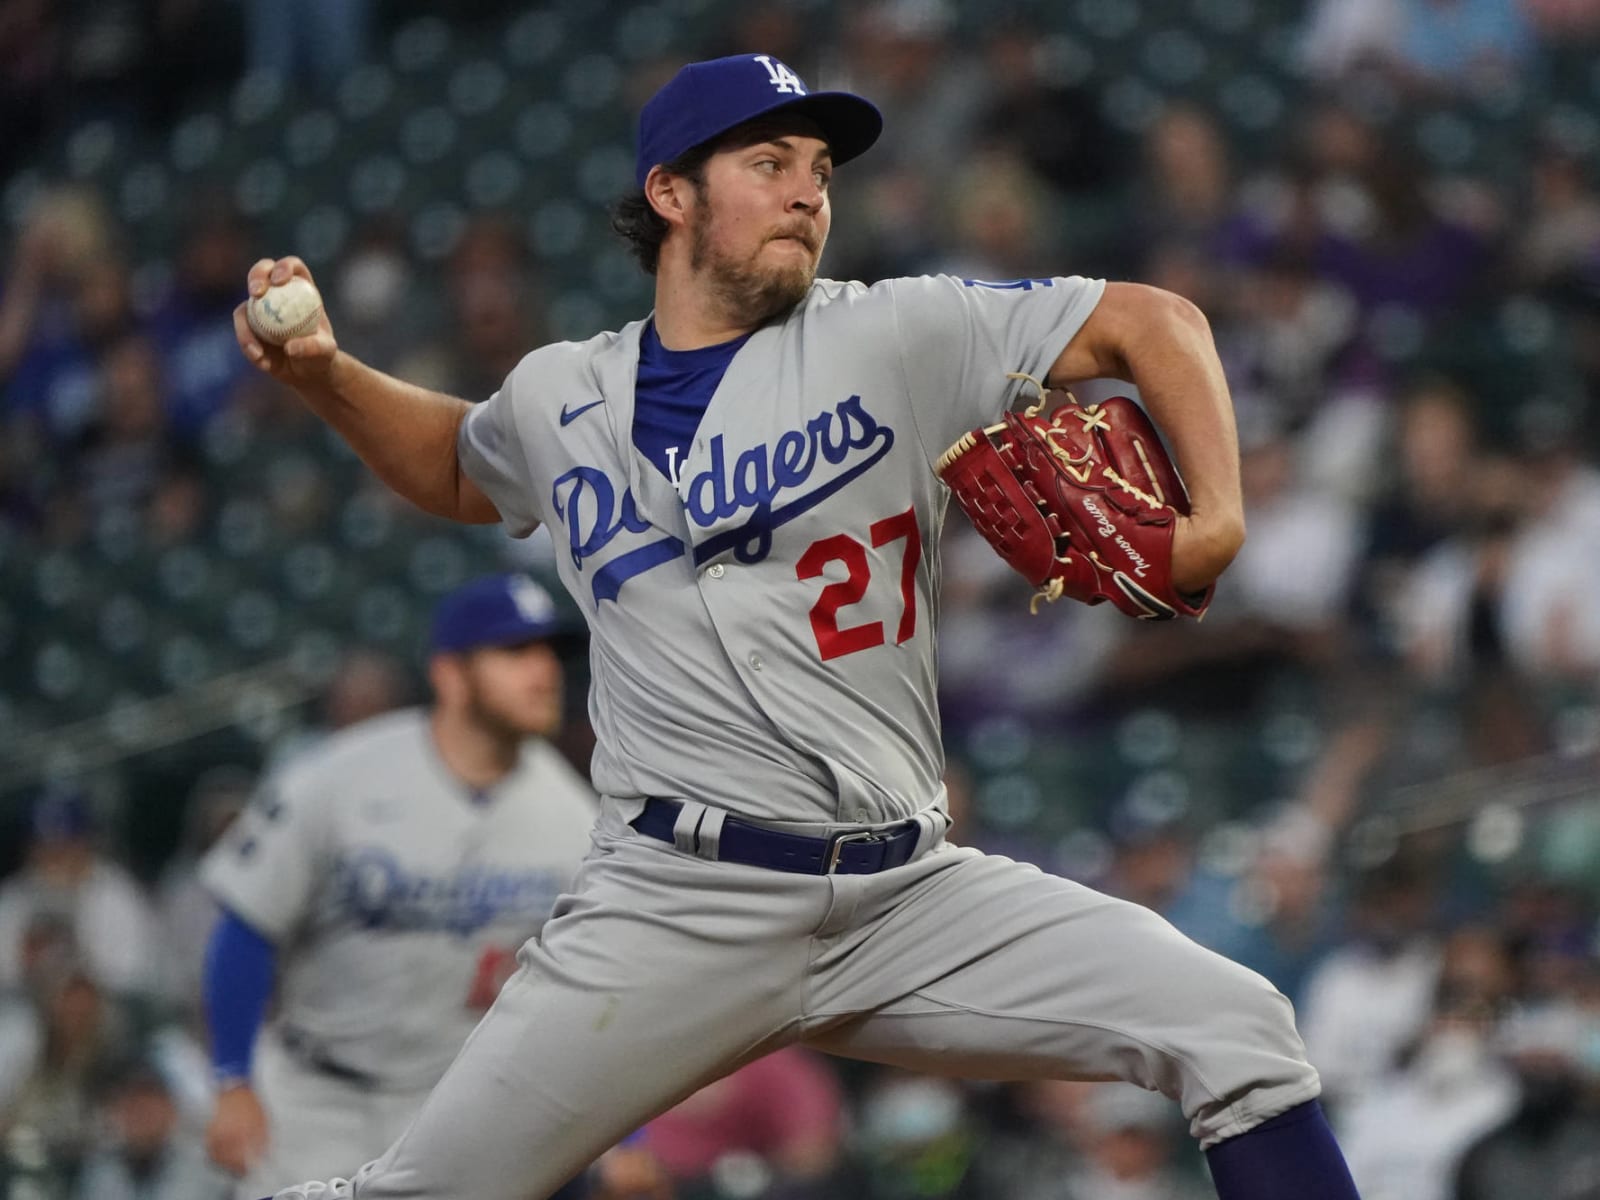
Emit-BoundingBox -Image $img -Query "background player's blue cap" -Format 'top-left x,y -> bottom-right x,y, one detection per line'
428,574 -> 568,655
635,53 -> 883,188
30,786 -> 94,842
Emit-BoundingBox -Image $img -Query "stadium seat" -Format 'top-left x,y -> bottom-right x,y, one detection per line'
503,10 -> 569,69
390,17 -> 455,76
448,59 -> 511,118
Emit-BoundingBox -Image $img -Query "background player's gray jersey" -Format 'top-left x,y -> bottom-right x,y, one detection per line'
201,709 -> 598,1090
460,274 -> 1103,827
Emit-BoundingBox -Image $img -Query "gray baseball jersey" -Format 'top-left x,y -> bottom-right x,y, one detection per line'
460,274 -> 1103,824
201,708 -> 598,1090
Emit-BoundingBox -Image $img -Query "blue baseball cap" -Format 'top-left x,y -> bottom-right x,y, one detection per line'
428,575 -> 570,655
31,786 -> 94,842
635,53 -> 883,188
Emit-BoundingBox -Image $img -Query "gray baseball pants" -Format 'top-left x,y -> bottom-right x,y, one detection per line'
347,802 -> 1320,1200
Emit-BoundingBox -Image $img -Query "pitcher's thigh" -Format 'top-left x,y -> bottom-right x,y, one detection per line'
354,961 -> 772,1200
810,856 -> 1319,1146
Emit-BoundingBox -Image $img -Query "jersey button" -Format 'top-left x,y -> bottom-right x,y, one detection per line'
748,653 -> 764,671
707,564 -> 725,579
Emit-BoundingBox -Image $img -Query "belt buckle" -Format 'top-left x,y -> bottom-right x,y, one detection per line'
824,829 -> 883,874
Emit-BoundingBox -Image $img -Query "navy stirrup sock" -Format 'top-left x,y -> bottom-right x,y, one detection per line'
1205,1100 -> 1361,1200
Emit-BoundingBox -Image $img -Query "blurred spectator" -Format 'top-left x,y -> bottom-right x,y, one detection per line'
146,203 -> 258,443
327,220 -> 428,374
644,1048 -> 844,1197
317,648 -> 412,730
1397,452 -> 1554,763
827,0 -> 990,279
1401,401 -> 1600,699
1338,940 -> 1520,1200
837,0 -> 988,174
240,0 -> 368,92
931,149 -> 1058,281
154,768 -> 252,1023
1304,0 -> 1540,94
1497,406 -> 1600,678
0,967 -> 140,1175
707,3 -> 815,78
1389,0 -> 1538,93
1298,857 -> 1443,1111
0,789 -> 160,1000
0,1120 -> 70,1200
974,22 -> 1120,201
394,215 -> 548,403
1513,141 -> 1600,290
1137,106 -> 1246,262
1118,722 -> 1385,1007
1300,0 -> 1404,81
1436,924 -> 1520,1012
1226,248 -> 1362,430
1059,1085 -> 1208,1200
73,336 -> 179,525
1453,1001 -> 1600,1199
1352,377 -> 1483,660
142,457 -> 209,548
1500,877 -> 1596,1002
266,647 -> 413,769
1395,464 -> 1519,685
936,514 -> 1126,728
1,189 -> 127,446
843,1073 -> 985,1199
1099,797 -> 1198,918
1303,108 -> 1495,324
1087,414 -> 1361,717
975,1079 -> 1208,1200
1225,420 -> 1363,641
589,1144 -> 674,1200
74,1061 -> 228,1200
1168,811 -> 1345,1010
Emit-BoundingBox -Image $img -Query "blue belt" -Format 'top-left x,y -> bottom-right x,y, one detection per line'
279,1026 -> 378,1089
632,798 -> 921,875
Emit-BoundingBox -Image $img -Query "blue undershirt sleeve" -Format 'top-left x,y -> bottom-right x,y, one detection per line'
202,908 -> 278,1082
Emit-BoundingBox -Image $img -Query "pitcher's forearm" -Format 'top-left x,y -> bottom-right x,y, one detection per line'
306,353 -> 500,524
1121,297 -> 1242,527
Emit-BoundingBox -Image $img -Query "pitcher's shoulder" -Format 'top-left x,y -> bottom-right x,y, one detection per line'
505,322 -> 640,381
801,274 -> 997,314
802,277 -> 886,309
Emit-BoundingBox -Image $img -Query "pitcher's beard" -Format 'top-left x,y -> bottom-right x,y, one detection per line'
691,214 -> 816,325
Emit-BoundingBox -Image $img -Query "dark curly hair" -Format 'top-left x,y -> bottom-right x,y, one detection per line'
609,145 -> 714,276
610,113 -> 830,275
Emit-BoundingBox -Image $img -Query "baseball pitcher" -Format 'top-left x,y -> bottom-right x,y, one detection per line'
231,54 -> 1363,1200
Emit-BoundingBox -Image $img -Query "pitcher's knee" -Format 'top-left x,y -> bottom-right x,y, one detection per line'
1168,953 -> 1321,1147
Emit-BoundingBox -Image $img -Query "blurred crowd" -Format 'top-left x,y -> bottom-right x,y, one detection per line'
3,0 -> 1600,1198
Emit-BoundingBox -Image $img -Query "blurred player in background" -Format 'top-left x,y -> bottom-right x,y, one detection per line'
199,574 -> 598,1198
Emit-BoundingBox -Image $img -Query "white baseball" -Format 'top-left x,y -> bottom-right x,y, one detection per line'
247,276 -> 324,346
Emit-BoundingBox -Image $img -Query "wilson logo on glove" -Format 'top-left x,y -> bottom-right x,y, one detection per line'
935,372 -> 1213,621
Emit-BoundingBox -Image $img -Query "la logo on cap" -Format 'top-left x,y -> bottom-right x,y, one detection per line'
754,55 -> 806,96
509,578 -> 556,623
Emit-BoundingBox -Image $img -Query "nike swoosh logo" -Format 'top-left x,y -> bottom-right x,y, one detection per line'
559,400 -> 605,426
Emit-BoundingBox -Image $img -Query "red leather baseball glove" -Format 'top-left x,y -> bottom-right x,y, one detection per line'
936,373 -> 1213,620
